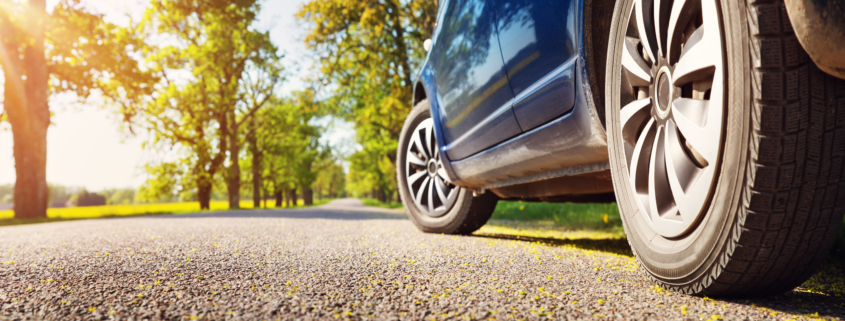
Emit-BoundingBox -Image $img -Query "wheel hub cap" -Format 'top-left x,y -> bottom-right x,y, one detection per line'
404,118 -> 458,217
654,67 -> 673,118
617,0 -> 726,238
427,159 -> 438,177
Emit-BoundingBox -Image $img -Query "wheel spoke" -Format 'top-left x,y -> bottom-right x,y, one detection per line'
407,150 -> 426,166
434,176 -> 449,203
424,121 -> 434,159
411,132 -> 429,161
672,98 -> 708,127
427,178 -> 436,210
634,0 -> 658,63
628,119 -> 657,218
647,127 -> 674,222
672,27 -> 716,85
665,0 -> 696,61
654,0 -> 672,56
407,170 -> 427,186
620,98 -> 652,140
622,37 -> 653,86
664,120 -> 712,223
672,99 -> 719,163
414,176 -> 430,206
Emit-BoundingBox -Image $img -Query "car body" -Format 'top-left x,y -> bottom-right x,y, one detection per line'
412,0 -> 616,202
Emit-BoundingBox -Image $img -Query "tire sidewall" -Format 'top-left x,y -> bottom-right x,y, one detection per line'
397,100 -> 473,233
605,0 -> 751,289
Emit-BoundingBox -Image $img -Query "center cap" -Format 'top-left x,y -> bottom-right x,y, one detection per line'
654,66 -> 673,118
427,159 -> 438,177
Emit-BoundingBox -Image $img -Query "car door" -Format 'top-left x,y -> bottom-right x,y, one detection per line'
432,0 -> 521,161
492,0 -> 577,131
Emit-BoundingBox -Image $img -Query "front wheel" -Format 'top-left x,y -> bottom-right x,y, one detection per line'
397,99 -> 498,235
605,0 -> 845,296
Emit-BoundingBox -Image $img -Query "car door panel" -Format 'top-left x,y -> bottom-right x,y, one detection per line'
493,0 -> 577,131
431,0 -> 521,161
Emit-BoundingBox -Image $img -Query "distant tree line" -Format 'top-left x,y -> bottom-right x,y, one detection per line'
0,184 -> 137,208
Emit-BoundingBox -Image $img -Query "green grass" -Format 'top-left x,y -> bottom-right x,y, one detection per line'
361,198 -> 404,209
490,201 -> 845,259
0,199 -> 330,227
491,201 -> 623,232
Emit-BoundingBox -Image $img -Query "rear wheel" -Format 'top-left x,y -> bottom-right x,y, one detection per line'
397,100 -> 498,235
606,0 -> 845,295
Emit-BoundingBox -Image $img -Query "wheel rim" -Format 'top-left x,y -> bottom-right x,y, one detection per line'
405,118 -> 458,217
617,0 -> 725,238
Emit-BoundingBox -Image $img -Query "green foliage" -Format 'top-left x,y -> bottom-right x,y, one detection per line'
0,0 -> 150,103
361,198 -> 403,209
136,162 -> 182,203
113,0 -> 284,208
297,0 -> 438,201
100,188 -> 137,205
491,201 -> 624,232
314,160 -> 345,199
242,97 -> 329,204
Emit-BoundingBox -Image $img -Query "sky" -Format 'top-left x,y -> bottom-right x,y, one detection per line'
0,0 -> 355,191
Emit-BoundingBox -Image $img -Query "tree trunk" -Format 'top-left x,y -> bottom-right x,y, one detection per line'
274,190 -> 282,207
302,187 -> 313,205
3,0 -> 50,219
287,188 -> 297,207
227,113 -> 240,209
378,186 -> 387,203
262,187 -> 267,209
197,177 -> 212,210
248,120 -> 261,208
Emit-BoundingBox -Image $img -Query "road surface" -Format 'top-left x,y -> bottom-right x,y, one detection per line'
0,199 -> 842,320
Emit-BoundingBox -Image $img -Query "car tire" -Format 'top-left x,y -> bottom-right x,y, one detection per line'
397,99 -> 499,235
605,0 -> 845,296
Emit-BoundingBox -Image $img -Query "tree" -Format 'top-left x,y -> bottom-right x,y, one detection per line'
242,96 -> 326,208
122,0 -> 283,209
0,0 -> 147,218
297,0 -> 437,201
314,159 -> 345,199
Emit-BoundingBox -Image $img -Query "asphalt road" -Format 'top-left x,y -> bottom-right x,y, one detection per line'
1,199 -> 843,320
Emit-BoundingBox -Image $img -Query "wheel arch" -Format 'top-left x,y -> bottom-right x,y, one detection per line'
582,0 -> 617,129
413,81 -> 427,106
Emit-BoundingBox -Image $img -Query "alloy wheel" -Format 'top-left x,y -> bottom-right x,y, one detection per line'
405,118 -> 458,217
617,0 -> 726,238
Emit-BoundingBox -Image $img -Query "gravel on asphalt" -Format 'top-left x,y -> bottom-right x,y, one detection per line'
1,199 -> 843,320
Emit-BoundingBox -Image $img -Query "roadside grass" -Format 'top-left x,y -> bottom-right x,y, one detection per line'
361,198 -> 404,209
0,199 -> 330,227
485,200 -> 845,260
488,201 -> 624,234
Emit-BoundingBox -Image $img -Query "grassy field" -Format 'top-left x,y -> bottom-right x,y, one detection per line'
0,199 -> 330,226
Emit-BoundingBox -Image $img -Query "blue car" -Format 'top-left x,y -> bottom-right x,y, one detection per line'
397,0 -> 845,296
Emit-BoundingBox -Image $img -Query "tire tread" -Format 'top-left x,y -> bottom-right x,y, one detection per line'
701,0 -> 845,295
